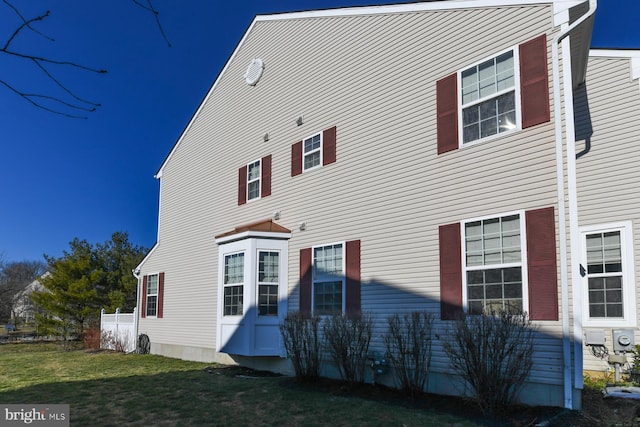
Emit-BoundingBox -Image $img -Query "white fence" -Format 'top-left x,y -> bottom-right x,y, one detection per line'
100,308 -> 137,353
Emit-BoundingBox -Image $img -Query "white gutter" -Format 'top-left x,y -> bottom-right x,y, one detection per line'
552,0 -> 597,410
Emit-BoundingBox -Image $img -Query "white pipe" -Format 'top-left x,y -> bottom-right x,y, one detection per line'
552,0 -> 597,410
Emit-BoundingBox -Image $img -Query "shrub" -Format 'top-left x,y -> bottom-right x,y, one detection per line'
384,311 -> 434,397
323,313 -> 373,384
83,326 -> 101,350
280,312 -> 322,381
443,311 -> 535,415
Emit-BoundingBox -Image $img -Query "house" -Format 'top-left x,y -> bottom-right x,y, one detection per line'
134,0 -> 639,409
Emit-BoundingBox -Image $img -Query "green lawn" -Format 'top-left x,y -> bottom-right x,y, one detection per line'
0,342 -> 483,426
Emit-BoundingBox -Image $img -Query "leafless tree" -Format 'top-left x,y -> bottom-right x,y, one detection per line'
0,0 -> 169,118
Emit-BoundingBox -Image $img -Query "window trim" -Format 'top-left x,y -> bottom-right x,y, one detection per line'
145,272 -> 160,318
457,45 -> 522,148
223,251 -> 245,317
581,221 -> 636,328
311,241 -> 346,316
302,131 -> 323,172
461,210 -> 529,315
246,158 -> 261,202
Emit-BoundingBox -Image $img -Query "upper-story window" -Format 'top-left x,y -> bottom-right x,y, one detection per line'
291,126 -> 337,176
247,159 -> 261,201
460,50 -> 519,144
303,133 -> 322,171
437,34 -> 550,155
238,155 -> 271,205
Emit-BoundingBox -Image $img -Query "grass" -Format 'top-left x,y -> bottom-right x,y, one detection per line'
1,342 -> 638,426
0,342 -> 481,426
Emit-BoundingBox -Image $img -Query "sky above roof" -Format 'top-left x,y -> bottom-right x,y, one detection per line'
0,0 -> 637,263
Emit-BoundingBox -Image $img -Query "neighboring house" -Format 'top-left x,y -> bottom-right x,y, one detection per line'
134,0 -> 639,409
13,275 -> 46,325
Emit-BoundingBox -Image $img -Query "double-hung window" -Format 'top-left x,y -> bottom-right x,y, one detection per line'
303,133 -> 322,171
247,160 -> 261,201
146,273 -> 159,317
258,251 -> 279,316
582,222 -> 636,327
223,253 -> 244,316
313,243 -> 344,315
461,50 -> 518,144
464,213 -> 525,314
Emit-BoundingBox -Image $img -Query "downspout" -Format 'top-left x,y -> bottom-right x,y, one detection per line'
552,0 -> 597,410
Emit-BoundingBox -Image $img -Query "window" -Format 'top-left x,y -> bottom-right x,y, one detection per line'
247,159 -> 261,201
461,50 -> 518,144
146,274 -> 158,317
437,34 -> 549,155
582,222 -> 636,327
291,126 -> 337,176
304,133 -> 322,170
238,155 -> 271,205
312,243 -> 344,315
224,253 -> 244,316
464,214 -> 525,315
258,251 -> 279,316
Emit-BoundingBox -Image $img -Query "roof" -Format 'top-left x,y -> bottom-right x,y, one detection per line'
215,219 -> 292,244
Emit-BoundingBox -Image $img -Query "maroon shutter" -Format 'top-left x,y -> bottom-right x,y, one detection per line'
291,141 -> 302,176
261,155 -> 272,198
299,248 -> 312,316
141,275 -> 148,318
437,73 -> 459,155
322,126 -> 337,166
345,240 -> 361,319
520,34 -> 550,129
238,165 -> 247,205
157,272 -> 165,318
439,223 -> 464,320
526,207 -> 558,320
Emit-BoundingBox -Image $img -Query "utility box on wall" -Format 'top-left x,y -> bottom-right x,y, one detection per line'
612,329 -> 635,352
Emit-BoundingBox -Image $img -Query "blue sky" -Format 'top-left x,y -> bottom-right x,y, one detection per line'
0,0 -> 637,263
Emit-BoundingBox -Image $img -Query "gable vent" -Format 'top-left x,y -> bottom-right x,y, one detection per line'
244,58 -> 264,86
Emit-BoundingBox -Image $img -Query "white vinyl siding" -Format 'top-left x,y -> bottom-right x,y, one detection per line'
139,3 -> 563,403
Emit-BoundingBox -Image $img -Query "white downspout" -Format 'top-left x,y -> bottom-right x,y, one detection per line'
552,0 -> 597,410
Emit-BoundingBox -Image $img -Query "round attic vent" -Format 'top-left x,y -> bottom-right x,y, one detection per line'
244,58 -> 264,86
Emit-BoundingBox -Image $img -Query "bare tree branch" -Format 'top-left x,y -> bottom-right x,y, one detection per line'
0,1 -> 105,118
2,0 -> 54,47
132,0 -> 171,47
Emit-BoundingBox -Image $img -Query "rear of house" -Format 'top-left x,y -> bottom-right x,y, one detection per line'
134,0 -> 634,410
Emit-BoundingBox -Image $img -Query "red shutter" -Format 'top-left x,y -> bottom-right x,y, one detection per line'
526,207 -> 558,320
345,240 -> 361,319
157,272 -> 165,318
322,126 -> 337,166
439,223 -> 464,320
520,34 -> 550,129
238,165 -> 247,205
141,275 -> 148,318
437,73 -> 459,155
299,248 -> 312,316
261,155 -> 272,197
291,141 -> 302,176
